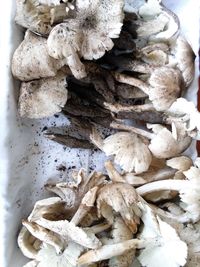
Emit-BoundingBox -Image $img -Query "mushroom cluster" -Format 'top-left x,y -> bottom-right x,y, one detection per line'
19,162 -> 196,267
12,0 -> 199,266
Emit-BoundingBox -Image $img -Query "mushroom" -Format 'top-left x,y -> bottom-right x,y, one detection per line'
15,0 -> 69,35
97,183 -> 142,233
18,71 -> 68,119
166,97 -> 200,139
78,203 -> 187,267
36,242 -> 84,267
18,226 -> 41,259
91,130 -> 152,173
22,220 -> 65,254
12,31 -> 65,81
71,186 -> 99,225
45,169 -> 106,210
169,35 -> 195,87
136,162 -> 200,223
47,0 -> 124,78
111,121 -> 192,159
125,0 -> 179,42
112,67 -> 182,112
108,217 -> 135,267
23,260 -> 38,267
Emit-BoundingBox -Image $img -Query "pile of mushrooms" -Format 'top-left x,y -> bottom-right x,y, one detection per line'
12,0 -> 200,266
20,161 -> 200,267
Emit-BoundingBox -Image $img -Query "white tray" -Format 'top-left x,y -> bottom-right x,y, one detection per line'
0,1 -> 199,266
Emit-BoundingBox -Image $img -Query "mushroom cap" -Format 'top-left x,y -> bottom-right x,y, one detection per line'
148,123 -> 191,158
103,132 -> 152,173
138,216 -> 187,267
181,166 -> 200,222
97,183 -> 142,233
36,242 -> 84,267
12,31 -> 65,81
18,226 -> 41,259
18,71 -> 68,119
166,156 -> 193,172
173,35 -> 195,87
15,0 -> 68,35
148,67 -> 182,112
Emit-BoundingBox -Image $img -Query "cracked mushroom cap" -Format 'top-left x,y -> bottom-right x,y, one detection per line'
15,0 -> 69,35
97,183 -> 142,233
18,71 -> 68,119
147,123 -> 192,158
12,31 -> 65,81
102,132 -> 152,173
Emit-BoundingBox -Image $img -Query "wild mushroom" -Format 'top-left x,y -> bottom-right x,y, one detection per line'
15,0 -> 69,35
125,0 -> 179,42
78,202 -> 187,267
166,97 -> 200,139
47,0 -> 124,78
97,183 -> 142,233
111,121 -> 192,159
169,35 -> 195,87
22,220 -> 65,254
45,169 -> 106,210
91,131 -> 152,173
36,242 -> 84,267
18,71 -> 68,119
112,67 -> 182,112
12,31 -> 65,81
108,217 -> 135,267
18,226 -> 41,259
137,162 -> 200,223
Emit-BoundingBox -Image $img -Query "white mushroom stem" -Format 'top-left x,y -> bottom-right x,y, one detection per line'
89,223 -> 111,234
22,220 -> 64,254
110,121 -> 154,140
137,179 -> 190,196
66,54 -> 87,79
71,187 -> 99,225
113,72 -> 150,94
104,102 -> 155,113
149,204 -> 189,223
78,238 -> 159,265
105,161 -> 125,183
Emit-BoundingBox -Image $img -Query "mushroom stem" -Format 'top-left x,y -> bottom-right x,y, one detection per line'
89,223 -> 111,234
77,238 -> 159,265
22,220 -> 64,254
110,121 -> 154,140
149,204 -> 191,223
105,161 -> 125,183
104,102 -> 155,113
137,179 -> 189,196
113,72 -> 150,94
71,187 -> 99,225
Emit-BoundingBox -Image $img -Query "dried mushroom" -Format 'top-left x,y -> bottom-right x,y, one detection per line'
47,0 -> 124,78
18,71 -> 68,119
12,31 -> 65,81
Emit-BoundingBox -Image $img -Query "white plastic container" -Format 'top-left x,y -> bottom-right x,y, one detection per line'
0,1 -> 199,266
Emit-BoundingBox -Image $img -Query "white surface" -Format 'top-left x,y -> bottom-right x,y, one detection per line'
0,1 -> 199,267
